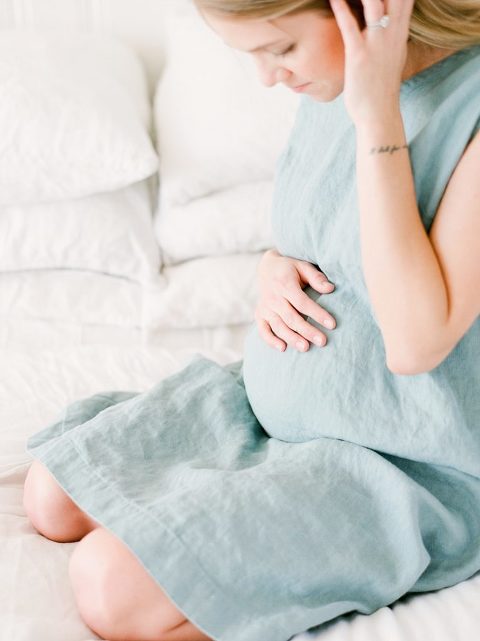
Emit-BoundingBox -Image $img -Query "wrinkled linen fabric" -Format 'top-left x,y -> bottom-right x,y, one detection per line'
26,45 -> 480,641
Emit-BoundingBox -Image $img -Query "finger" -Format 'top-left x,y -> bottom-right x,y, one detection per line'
361,0 -> 398,41
274,301 -> 330,347
282,293 -> 336,331
367,0 -> 413,36
360,0 -> 386,24
311,272 -> 335,293
268,314 -> 324,352
330,0 -> 364,52
295,262 -> 335,293
257,318 -> 286,352
384,0 -> 414,21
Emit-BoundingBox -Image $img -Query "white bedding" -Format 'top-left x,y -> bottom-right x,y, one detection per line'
0,180 -> 161,282
0,32 -> 158,205
0,252 -> 262,337
144,252 -> 263,329
155,181 -> 275,264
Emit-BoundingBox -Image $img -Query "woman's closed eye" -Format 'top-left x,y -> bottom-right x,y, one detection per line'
274,45 -> 295,57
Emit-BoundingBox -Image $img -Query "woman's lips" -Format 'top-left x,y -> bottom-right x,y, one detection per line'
291,82 -> 311,93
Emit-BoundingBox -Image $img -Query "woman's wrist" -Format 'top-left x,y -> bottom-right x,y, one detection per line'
257,248 -> 279,279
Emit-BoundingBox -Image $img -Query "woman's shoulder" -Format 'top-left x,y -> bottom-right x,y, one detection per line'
405,43 -> 480,85
401,43 -> 480,105
401,44 -> 480,139
405,45 -> 480,227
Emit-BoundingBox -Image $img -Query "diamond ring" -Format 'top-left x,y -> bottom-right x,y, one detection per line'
366,15 -> 390,30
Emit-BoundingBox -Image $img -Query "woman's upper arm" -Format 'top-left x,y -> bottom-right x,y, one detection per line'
428,127 -> 480,362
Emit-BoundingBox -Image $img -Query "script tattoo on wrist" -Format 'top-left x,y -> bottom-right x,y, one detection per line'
369,144 -> 409,155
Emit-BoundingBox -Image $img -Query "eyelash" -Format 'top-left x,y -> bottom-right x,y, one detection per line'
275,45 -> 295,57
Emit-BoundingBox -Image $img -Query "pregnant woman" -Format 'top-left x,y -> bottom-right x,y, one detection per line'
23,1 -> 480,641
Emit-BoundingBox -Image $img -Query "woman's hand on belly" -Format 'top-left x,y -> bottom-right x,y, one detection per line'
255,248 -> 337,353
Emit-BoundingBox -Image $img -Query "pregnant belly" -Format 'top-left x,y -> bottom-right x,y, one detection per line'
242,283 -> 480,474
242,283 -> 388,443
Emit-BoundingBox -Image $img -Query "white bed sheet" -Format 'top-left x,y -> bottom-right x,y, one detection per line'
0,266 -> 479,641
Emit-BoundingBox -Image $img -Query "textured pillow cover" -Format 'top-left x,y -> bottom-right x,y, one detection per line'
143,252 -> 263,329
155,181 -> 275,265
153,2 -> 299,261
0,32 -> 159,205
0,180 -> 161,282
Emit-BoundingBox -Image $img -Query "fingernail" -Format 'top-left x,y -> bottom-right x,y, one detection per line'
313,336 -> 325,346
296,341 -> 307,351
324,319 -> 335,329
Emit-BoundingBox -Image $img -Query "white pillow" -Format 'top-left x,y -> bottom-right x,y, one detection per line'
154,181 -> 275,264
154,2 -> 299,208
143,253 -> 263,329
0,270 -> 141,330
0,32 -> 159,205
0,180 -> 161,283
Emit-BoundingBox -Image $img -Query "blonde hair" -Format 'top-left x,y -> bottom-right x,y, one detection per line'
193,0 -> 480,49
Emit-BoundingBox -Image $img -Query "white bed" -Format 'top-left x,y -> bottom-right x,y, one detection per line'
1,1 -> 479,640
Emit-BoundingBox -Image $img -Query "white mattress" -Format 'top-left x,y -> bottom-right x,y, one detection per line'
1,270 -> 480,641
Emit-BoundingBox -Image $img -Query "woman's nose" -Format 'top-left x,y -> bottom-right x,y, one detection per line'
255,59 -> 291,88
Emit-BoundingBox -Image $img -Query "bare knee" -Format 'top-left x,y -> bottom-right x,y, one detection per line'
23,460 -> 99,542
69,527 -> 187,641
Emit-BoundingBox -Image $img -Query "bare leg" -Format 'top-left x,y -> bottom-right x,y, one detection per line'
69,527 -> 214,641
23,460 -> 100,542
161,619 -> 216,641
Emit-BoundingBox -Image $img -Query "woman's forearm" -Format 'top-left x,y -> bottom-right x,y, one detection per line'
355,108 -> 449,374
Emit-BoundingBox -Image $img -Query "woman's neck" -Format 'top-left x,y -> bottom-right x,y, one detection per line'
401,41 -> 460,82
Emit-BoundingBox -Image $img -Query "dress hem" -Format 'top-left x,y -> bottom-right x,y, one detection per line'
25,436 -> 270,641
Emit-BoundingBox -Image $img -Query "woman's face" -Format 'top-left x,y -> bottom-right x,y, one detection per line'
200,9 -> 346,102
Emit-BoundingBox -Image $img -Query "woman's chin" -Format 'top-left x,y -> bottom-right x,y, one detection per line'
305,82 -> 343,103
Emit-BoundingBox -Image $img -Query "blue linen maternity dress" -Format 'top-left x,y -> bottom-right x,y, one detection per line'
26,44 -> 480,641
